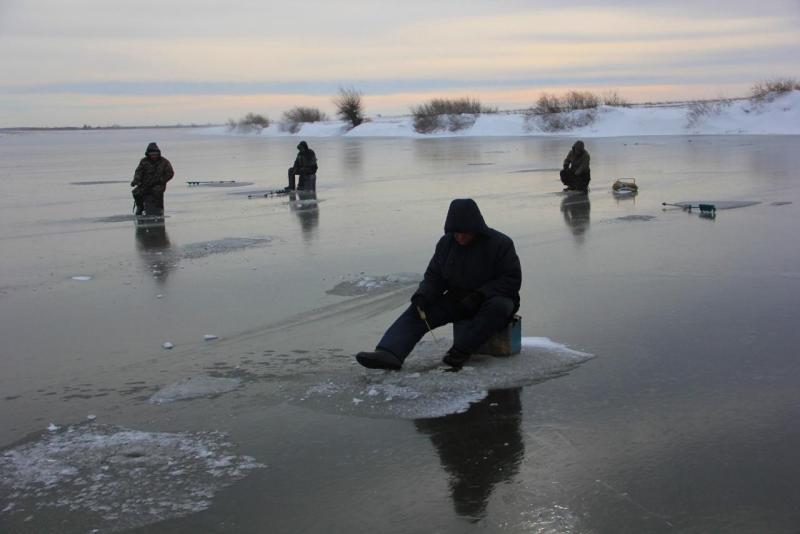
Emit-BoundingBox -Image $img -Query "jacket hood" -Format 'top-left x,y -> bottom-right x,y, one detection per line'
444,198 -> 490,235
145,142 -> 161,156
297,141 -> 309,151
572,140 -> 585,152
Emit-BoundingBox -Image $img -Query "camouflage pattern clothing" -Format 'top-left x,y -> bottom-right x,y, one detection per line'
132,142 -> 174,214
560,140 -> 590,191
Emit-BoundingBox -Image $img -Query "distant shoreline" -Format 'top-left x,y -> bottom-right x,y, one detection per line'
0,124 -> 221,132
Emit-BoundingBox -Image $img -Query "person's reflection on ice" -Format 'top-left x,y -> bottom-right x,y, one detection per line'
560,193 -> 591,242
135,224 -> 174,284
289,190 -> 320,243
414,388 -> 524,521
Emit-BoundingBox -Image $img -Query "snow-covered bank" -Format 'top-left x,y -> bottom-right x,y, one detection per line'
203,91 -> 800,138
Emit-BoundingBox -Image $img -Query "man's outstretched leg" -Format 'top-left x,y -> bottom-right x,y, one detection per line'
356,300 -> 455,370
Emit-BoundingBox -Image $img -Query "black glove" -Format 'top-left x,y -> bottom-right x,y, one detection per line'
458,291 -> 485,316
411,294 -> 429,313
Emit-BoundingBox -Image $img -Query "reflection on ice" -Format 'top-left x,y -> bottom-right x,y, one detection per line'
415,388 -> 524,520
0,423 -> 263,532
300,338 -> 593,419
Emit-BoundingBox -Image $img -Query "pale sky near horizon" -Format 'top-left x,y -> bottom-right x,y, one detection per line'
1,0 -> 798,127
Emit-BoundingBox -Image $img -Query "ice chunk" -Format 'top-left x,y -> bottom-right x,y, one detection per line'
520,337 -> 591,357
301,338 -> 593,419
149,376 -> 241,404
162,342 -> 174,350
0,423 -> 264,531
47,423 -> 59,432
71,276 -> 92,281
326,272 -> 422,296
203,335 -> 218,341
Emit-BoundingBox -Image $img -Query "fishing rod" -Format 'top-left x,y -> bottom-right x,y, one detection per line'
662,202 -> 716,215
247,188 -> 291,199
186,180 -> 237,185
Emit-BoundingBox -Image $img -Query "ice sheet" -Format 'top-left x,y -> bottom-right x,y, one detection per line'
326,273 -> 422,296
300,338 -> 593,419
149,376 -> 242,404
0,423 -> 263,531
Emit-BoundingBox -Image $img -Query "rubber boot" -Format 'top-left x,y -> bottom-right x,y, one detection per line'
442,347 -> 471,369
355,350 -> 402,370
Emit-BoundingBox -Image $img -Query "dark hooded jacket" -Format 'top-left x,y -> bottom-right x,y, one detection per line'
414,199 -> 521,311
563,141 -> 590,177
132,142 -> 174,193
292,141 -> 318,175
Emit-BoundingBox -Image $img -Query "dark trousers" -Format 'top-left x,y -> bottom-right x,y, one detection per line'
377,296 -> 515,361
287,169 -> 317,191
560,169 -> 590,191
133,190 -> 164,216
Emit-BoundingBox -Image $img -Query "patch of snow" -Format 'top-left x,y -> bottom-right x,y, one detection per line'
161,342 -> 174,350
71,276 -> 92,281
0,423 -> 264,531
149,376 -> 241,404
301,339 -> 594,419
327,272 -> 422,296
203,335 -> 218,341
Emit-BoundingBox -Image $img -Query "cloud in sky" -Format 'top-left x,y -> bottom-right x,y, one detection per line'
1,0 -> 798,126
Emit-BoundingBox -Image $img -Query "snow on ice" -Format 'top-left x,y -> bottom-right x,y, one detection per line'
149,376 -> 242,404
326,272 -> 422,296
300,338 -> 593,419
0,423 -> 263,532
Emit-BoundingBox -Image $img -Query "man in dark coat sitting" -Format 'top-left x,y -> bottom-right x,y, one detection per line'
286,140 -> 318,191
560,140 -> 590,192
356,198 -> 521,370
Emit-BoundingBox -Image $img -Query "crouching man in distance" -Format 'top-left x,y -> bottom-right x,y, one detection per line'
356,198 -> 521,370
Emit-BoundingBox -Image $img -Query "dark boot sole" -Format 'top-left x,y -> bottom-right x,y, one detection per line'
355,352 -> 402,370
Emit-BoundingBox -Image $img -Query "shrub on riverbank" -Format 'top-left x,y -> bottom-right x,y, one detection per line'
333,87 -> 364,129
226,113 -> 270,133
279,107 -> 329,133
751,77 -> 799,100
411,97 -> 497,133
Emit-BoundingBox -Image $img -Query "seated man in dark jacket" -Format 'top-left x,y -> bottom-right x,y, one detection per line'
131,142 -> 174,216
356,198 -> 522,370
560,140 -> 590,192
286,140 -> 318,191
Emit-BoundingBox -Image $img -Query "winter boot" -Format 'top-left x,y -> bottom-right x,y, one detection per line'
442,347 -> 471,369
355,349 -> 402,370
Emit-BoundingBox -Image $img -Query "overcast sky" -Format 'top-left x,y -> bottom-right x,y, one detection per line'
1,0 -> 798,126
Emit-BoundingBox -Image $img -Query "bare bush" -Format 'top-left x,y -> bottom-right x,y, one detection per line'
226,112 -> 270,133
333,87 -> 364,128
563,91 -> 600,111
411,97 -> 493,133
533,93 -> 561,114
525,91 -> 600,132
602,90 -> 630,107
532,109 -> 596,132
751,77 -> 800,100
685,99 -> 731,128
280,106 -> 329,133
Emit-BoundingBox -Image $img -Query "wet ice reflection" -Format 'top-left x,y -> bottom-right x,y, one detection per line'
415,388 -> 524,521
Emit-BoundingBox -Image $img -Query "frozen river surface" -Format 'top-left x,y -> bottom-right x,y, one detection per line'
1,129 -> 799,533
